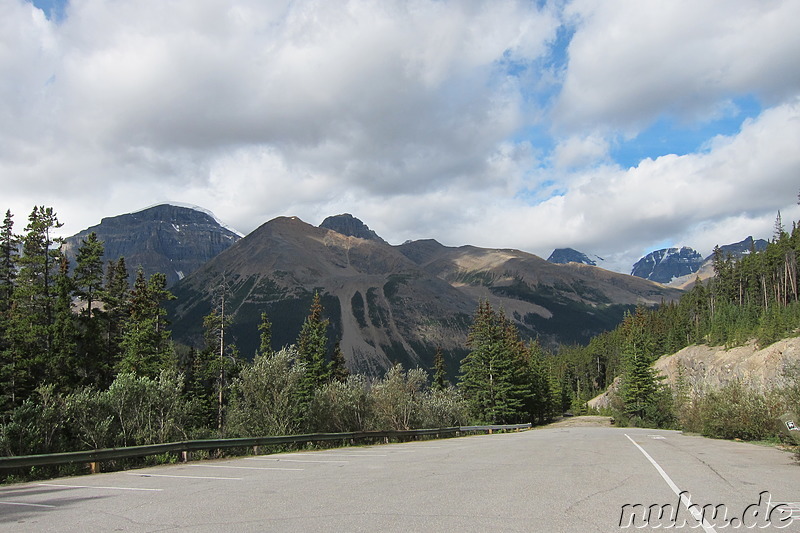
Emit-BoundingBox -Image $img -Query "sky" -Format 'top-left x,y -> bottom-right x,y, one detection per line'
3,0 -> 800,274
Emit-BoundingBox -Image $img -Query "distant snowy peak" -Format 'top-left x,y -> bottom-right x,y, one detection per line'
547,248 -> 604,266
631,246 -> 704,284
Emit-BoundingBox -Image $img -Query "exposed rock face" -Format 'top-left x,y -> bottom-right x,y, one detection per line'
547,248 -> 601,266
168,215 -> 682,377
62,204 -> 241,287
653,339 -> 800,392
631,246 -> 704,284
319,214 -> 387,244
588,338 -> 800,410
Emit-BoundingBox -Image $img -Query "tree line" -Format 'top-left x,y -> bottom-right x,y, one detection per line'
3,204 -> 799,478
0,206 -> 490,478
554,211 -> 800,429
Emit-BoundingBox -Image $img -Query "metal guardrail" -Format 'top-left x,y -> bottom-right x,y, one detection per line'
0,424 -> 531,471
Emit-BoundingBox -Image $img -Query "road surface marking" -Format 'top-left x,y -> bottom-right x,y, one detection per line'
125,473 -> 241,480
0,501 -> 56,508
189,464 -> 304,471
37,483 -> 162,492
272,453 -> 387,457
246,457 -> 348,464
625,434 -> 717,533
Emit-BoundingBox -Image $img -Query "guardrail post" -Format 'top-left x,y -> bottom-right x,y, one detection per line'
253,445 -> 260,456
181,451 -> 190,462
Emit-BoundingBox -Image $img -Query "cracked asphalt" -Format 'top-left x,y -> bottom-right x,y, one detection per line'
1,425 -> 798,532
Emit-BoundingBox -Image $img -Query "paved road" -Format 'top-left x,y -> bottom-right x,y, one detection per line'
1,426 -> 799,532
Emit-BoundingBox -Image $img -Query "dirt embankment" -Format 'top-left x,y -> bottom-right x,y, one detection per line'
543,415 -> 615,428
589,337 -> 800,410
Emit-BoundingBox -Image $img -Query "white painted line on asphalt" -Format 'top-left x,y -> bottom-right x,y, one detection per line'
0,501 -> 56,509
37,483 -> 162,492
647,435 -> 666,440
125,473 -> 242,480
625,434 -> 717,533
189,464 -> 304,472
246,457 -> 348,463
273,453 -> 387,457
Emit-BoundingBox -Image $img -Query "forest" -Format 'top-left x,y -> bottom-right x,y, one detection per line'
1,206 -> 799,480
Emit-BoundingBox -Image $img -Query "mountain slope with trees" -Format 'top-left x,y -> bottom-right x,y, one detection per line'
166,215 -> 681,378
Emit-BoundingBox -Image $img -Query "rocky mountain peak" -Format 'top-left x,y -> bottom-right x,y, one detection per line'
631,246 -> 704,284
319,214 -> 387,244
63,204 -> 241,287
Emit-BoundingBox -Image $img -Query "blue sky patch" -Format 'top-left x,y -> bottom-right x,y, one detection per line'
611,95 -> 763,168
30,0 -> 67,22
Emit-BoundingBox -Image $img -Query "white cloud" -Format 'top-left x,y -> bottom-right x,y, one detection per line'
1,0 -> 799,279
552,133 -> 609,169
1,0 -> 560,237
555,0 -> 800,134
449,98 -> 800,272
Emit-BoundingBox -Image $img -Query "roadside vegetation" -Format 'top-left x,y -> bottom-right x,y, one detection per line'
1,205 -> 799,482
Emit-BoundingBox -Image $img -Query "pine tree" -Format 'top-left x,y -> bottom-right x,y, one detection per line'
0,210 -> 18,313
619,308 -> 662,422
102,258 -> 129,365
118,269 -> 174,379
51,256 -> 78,390
73,232 -> 109,388
0,210 -> 18,413
202,278 -> 238,431
6,206 -> 63,404
297,292 -> 330,390
524,339 -> 552,424
459,300 -> 525,424
329,340 -> 350,383
73,232 -> 105,321
432,347 -> 448,391
258,312 -> 273,356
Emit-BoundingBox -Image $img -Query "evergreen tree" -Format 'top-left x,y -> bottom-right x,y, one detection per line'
50,256 -> 78,391
296,292 -> 330,390
0,210 -> 17,312
118,269 -> 174,379
0,210 -> 18,413
5,206 -> 63,404
258,312 -> 273,356
619,308 -> 663,422
524,339 -> 552,424
202,278 -> 239,432
459,300 -> 525,424
74,232 -> 108,388
102,257 -> 129,364
329,340 -> 350,383
73,232 -> 105,321
432,347 -> 448,391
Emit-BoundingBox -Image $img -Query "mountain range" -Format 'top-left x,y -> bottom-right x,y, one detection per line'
547,237 -> 769,287
71,204 -> 778,376
161,213 -> 680,376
